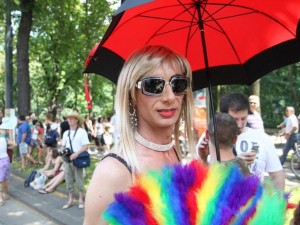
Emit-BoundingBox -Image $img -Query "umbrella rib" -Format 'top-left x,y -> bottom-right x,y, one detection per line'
198,0 -> 297,64
138,4 -> 201,45
185,6 -> 199,57
200,3 -> 243,64
203,1 -> 296,37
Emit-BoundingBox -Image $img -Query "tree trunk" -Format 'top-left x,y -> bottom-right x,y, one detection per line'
4,0 -> 14,110
250,79 -> 261,113
250,79 -> 260,96
16,0 -> 34,116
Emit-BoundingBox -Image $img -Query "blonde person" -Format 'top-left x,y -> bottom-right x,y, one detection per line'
247,95 -> 264,132
84,45 -> 194,225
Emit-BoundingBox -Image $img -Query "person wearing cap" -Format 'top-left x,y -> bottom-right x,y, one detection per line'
0,117 -> 16,206
18,115 -> 38,169
60,111 -> 89,210
247,95 -> 265,132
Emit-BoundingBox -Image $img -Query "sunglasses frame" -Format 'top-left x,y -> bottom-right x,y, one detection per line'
136,75 -> 190,96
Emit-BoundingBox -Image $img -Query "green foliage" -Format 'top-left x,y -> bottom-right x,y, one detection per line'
27,0 -> 114,117
2,0 -> 300,126
208,63 -> 300,128
260,63 -> 300,128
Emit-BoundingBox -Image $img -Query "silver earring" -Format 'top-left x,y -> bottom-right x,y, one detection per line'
129,102 -> 138,128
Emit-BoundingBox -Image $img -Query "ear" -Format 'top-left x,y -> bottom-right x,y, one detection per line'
233,136 -> 237,144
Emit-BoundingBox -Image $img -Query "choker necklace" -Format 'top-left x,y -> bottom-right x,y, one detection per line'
134,131 -> 173,152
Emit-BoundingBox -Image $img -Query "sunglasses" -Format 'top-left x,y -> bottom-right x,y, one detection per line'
136,75 -> 190,96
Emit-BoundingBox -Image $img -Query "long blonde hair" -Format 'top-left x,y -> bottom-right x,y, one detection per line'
115,45 -> 194,173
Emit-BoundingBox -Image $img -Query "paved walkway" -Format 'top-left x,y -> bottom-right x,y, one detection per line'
1,173 -> 84,225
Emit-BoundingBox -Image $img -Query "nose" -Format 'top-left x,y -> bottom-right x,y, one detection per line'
161,83 -> 176,101
236,120 -> 244,129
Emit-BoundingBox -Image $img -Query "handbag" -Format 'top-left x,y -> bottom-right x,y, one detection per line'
68,131 -> 90,168
73,151 -> 90,168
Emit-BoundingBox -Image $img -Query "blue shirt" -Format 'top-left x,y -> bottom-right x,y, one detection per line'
18,121 -> 31,145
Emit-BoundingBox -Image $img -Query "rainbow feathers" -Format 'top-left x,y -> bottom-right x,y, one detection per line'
103,160 -> 286,225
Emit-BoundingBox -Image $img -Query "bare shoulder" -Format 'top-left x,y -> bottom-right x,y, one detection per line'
84,154 -> 132,225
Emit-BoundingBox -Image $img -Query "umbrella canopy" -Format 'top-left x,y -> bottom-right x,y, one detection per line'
84,0 -> 300,90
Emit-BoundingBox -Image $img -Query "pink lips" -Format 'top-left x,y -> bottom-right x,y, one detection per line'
158,109 -> 176,117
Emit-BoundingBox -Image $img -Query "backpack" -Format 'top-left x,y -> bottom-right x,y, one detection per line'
44,130 -> 58,147
24,169 -> 38,188
30,171 -> 47,190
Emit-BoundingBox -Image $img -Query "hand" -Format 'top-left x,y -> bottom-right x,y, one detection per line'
238,151 -> 256,165
284,133 -> 291,140
70,152 -> 79,161
196,132 -> 209,162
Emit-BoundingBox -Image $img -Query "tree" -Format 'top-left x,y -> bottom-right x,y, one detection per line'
17,0 -> 34,116
4,0 -> 14,110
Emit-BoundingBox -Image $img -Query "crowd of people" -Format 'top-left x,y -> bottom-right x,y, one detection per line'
0,45 -> 299,224
0,109 -> 117,209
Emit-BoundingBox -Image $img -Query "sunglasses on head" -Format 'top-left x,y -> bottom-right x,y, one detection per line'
136,75 -> 190,96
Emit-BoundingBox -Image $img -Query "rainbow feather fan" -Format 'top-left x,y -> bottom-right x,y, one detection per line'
103,160 -> 287,225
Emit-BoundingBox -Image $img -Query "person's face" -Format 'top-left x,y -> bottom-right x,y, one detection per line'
67,116 -> 78,127
228,109 -> 248,133
30,113 -> 35,119
249,101 -> 257,112
286,108 -> 292,117
135,65 -> 185,131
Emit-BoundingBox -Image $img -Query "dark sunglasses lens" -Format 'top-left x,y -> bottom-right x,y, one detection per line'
143,78 -> 165,95
171,77 -> 189,94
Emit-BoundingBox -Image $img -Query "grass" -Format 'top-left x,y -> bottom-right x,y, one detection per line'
10,147 -> 101,190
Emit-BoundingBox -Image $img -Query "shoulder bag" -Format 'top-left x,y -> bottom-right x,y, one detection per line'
69,129 -> 90,168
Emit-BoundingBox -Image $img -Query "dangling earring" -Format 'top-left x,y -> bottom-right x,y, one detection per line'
129,102 -> 138,128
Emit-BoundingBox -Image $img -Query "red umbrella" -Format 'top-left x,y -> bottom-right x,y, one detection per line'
84,0 -> 300,91
84,0 -> 300,160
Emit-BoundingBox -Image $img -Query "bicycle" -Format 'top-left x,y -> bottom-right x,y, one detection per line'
290,134 -> 300,178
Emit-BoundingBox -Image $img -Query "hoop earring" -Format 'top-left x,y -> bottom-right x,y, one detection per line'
129,102 -> 138,128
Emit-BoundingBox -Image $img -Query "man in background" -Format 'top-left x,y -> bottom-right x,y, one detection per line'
220,93 -> 285,190
280,106 -> 299,165
17,115 -> 37,169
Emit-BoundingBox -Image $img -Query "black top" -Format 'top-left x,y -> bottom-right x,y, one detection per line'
60,120 -> 70,139
102,153 -> 132,174
102,148 -> 180,174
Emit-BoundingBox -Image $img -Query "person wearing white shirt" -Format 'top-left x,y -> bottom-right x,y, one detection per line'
220,93 -> 285,191
280,106 -> 299,165
60,111 -> 90,210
